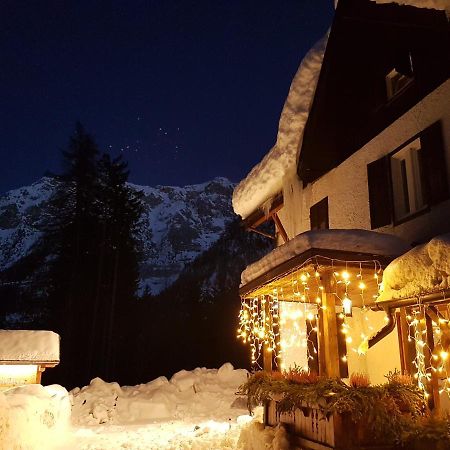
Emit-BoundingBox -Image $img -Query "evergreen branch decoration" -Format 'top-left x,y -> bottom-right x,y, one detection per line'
238,369 -> 430,442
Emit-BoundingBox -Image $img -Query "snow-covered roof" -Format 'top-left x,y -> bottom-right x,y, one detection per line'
378,233 -> 450,302
0,330 -> 60,363
232,34 -> 328,219
371,0 -> 450,13
241,229 -> 410,287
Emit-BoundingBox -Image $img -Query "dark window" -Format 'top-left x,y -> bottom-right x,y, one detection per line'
310,197 -> 329,230
385,51 -> 414,100
368,121 -> 449,228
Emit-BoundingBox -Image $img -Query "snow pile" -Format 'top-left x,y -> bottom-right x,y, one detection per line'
378,233 -> 450,302
0,330 -> 59,362
68,363 -> 275,449
232,34 -> 328,219
71,363 -> 248,426
0,384 -> 70,450
238,422 -> 290,450
241,229 -> 410,286
372,0 -> 450,13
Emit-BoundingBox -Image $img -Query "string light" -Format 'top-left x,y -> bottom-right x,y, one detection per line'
238,256 -> 384,371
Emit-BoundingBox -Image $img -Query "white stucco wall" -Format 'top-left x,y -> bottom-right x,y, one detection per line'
278,79 -> 450,245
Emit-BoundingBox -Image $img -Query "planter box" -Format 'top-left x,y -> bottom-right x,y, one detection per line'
265,397 -> 399,450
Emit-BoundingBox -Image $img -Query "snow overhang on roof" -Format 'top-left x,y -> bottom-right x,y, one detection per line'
232,34 -> 329,219
371,0 -> 450,14
377,233 -> 450,303
240,229 -> 410,297
0,330 -> 60,363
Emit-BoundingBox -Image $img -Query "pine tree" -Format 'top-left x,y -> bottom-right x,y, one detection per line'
42,123 -> 102,387
90,153 -> 143,380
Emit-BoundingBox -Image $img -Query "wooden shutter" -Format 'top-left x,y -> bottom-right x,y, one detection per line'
420,121 -> 449,206
367,156 -> 393,229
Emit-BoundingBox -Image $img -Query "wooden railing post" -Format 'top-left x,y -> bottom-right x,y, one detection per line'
263,297 -> 273,373
321,272 -> 340,378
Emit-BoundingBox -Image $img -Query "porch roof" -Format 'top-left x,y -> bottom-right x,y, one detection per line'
240,229 -> 410,300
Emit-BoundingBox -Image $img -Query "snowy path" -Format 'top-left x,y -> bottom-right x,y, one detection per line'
59,419 -> 247,450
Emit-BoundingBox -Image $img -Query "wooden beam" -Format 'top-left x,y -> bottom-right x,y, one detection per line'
248,227 -> 275,240
272,213 -> 289,244
242,193 -> 283,229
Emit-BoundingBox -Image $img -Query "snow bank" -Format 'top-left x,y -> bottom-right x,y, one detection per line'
241,229 -> 410,286
372,0 -> 450,13
238,422 -> 290,450
378,233 -> 450,302
0,384 -> 70,450
71,363 -> 248,426
232,34 -> 328,219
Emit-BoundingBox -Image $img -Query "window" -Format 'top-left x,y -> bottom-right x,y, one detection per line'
390,138 -> 426,221
385,51 -> 413,100
385,68 -> 413,100
310,197 -> 329,230
367,121 -> 449,229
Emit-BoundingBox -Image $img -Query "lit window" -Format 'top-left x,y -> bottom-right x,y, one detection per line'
390,138 -> 426,222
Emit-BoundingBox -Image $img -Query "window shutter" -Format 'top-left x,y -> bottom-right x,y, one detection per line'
367,156 -> 393,229
420,121 -> 449,206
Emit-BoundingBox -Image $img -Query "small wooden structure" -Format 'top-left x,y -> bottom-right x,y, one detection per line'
0,330 -> 60,389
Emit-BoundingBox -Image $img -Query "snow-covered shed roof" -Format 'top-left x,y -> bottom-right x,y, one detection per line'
241,229 -> 410,288
0,330 -> 60,363
232,34 -> 328,219
378,233 -> 450,302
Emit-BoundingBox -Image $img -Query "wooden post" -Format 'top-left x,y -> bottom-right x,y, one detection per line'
317,306 -> 327,376
425,311 -> 441,414
321,272 -> 340,378
397,308 -> 417,376
263,297 -> 273,373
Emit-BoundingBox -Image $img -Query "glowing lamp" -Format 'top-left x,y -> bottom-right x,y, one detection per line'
342,297 -> 352,316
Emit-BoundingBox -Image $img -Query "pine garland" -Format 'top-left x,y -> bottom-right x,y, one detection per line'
238,370 -> 428,442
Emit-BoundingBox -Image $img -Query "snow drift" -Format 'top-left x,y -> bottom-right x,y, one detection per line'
71,362 -> 248,426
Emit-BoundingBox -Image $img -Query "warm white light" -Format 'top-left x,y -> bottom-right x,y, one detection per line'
0,364 -> 38,387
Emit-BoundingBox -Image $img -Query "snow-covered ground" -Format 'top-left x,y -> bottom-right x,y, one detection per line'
0,363 -> 288,450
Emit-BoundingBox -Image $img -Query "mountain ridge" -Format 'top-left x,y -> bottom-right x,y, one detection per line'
0,176 -> 237,295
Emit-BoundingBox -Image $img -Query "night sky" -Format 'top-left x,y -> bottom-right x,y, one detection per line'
1,0 -> 333,194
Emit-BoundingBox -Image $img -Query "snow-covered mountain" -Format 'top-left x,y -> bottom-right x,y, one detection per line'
0,176 -> 236,295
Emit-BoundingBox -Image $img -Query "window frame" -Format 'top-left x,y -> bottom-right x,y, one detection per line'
388,131 -> 430,227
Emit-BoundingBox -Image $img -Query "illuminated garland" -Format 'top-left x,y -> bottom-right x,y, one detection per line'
406,301 -> 450,400
238,257 -> 383,370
